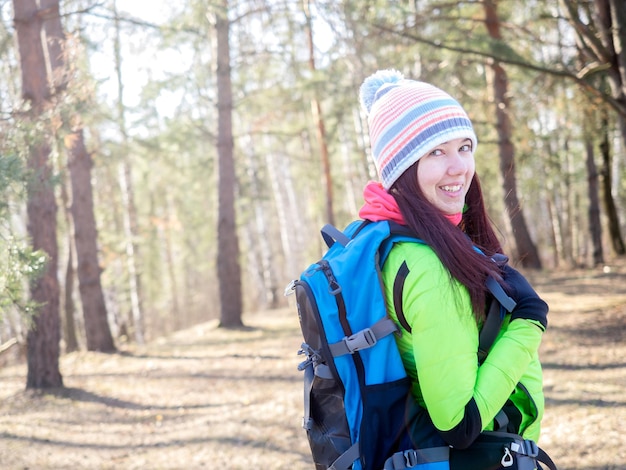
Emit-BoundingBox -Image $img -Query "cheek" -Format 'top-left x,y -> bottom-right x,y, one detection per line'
468,164 -> 475,179
467,157 -> 476,176
416,160 -> 438,190
416,166 -> 431,195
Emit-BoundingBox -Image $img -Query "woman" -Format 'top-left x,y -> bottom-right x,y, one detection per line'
358,70 -> 548,450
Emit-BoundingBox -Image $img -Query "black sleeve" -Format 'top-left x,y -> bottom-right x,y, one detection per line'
438,398 -> 482,449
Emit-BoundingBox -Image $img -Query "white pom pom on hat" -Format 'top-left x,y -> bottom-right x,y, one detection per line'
359,69 -> 405,113
359,69 -> 477,190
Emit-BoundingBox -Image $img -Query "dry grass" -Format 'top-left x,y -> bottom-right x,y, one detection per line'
0,313 -> 310,469
1,261 -> 626,469
527,263 -> 626,470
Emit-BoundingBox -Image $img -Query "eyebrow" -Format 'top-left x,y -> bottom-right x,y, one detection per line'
441,138 -> 472,144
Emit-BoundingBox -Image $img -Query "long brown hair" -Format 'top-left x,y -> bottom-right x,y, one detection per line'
389,164 -> 503,321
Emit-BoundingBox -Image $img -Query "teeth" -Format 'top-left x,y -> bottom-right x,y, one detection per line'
441,185 -> 462,192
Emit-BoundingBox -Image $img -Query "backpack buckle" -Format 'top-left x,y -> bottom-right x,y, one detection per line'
403,450 -> 418,467
298,343 -> 322,370
343,328 -> 377,353
511,439 -> 539,458
284,280 -> 297,296
524,439 -> 539,458
501,448 -> 513,467
302,417 -> 313,431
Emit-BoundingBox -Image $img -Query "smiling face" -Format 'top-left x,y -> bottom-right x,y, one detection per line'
416,138 -> 475,215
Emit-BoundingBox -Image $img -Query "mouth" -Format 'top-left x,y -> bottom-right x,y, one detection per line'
440,184 -> 463,193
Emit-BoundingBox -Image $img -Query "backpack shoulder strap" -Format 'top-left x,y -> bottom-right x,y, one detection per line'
478,275 -> 516,363
321,223 -> 352,248
477,295 -> 504,364
380,221 -> 426,266
383,222 -> 517,362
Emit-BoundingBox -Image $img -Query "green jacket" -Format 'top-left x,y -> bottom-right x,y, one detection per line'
381,241 -> 544,445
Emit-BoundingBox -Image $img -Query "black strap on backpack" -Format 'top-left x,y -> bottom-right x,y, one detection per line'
387,223 -> 516,364
372,221 -> 557,470
394,267 -> 515,364
479,271 -> 516,362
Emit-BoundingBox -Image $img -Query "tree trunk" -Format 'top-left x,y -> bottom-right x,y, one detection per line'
66,131 -> 116,351
246,140 -> 278,309
113,1 -> 145,342
162,195 -> 181,329
545,194 -> 561,268
584,115 -> 604,266
118,161 -> 145,341
264,141 -> 302,279
596,0 -> 626,120
42,0 -> 115,352
340,126 -> 359,217
561,140 -> 575,266
215,0 -> 243,328
483,0 -> 542,268
600,114 -> 626,255
14,0 -> 63,388
63,240 -> 79,353
595,0 -> 626,255
303,0 -> 335,226
565,0 -> 626,256
38,0 -> 65,94
60,176 -> 79,353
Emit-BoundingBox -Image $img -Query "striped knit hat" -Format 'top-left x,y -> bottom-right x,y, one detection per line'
360,69 -> 477,190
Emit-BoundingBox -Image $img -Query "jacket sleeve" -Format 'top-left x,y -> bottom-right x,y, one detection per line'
385,244 -> 543,448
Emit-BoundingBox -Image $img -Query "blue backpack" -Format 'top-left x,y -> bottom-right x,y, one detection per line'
285,220 -> 557,470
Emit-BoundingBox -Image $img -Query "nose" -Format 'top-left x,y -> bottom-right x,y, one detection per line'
447,151 -> 468,175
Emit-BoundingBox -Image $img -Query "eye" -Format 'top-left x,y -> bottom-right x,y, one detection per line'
459,142 -> 473,153
429,148 -> 444,157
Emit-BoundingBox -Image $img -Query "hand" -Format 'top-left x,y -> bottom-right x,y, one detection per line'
501,265 -> 549,330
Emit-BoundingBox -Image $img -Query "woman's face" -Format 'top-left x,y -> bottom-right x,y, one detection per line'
416,137 -> 475,215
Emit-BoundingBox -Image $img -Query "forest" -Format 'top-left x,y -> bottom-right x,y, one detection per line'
0,0 -> 624,389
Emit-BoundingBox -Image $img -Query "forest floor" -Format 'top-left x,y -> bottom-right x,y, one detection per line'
1,260 -> 626,469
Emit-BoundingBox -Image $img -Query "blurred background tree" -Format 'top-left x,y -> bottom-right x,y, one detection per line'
0,0 -> 624,387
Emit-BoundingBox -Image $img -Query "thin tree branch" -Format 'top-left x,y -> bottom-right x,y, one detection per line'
372,22 -> 626,117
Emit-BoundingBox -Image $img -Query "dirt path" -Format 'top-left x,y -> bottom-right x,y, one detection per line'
527,263 -> 626,470
1,262 -> 625,469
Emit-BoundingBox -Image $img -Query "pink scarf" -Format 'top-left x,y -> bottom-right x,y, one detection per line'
358,181 -> 462,226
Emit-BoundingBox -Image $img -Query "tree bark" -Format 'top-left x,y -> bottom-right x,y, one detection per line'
38,0 -> 66,94
303,0 -> 335,226
215,0 -> 243,328
600,114 -> 626,255
584,114 -> 604,266
63,239 -> 79,353
483,0 -> 542,268
162,195 -> 181,328
113,1 -> 145,342
14,0 -> 63,388
66,131 -> 115,351
594,0 -> 626,256
264,141 -> 302,280
246,141 -> 279,309
562,0 -> 626,256
60,177 -> 79,353
42,0 -> 115,352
